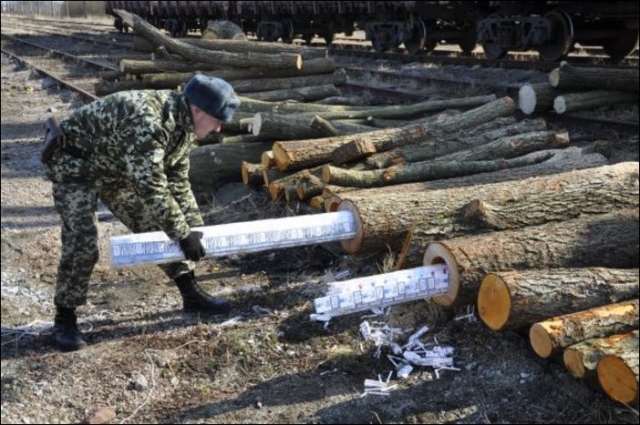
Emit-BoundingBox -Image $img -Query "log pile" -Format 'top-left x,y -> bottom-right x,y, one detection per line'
518,62 -> 639,115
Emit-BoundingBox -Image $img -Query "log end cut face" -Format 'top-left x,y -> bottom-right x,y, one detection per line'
598,354 -> 639,405
423,243 -> 460,307
529,322 -> 555,359
338,200 -> 363,253
563,348 -> 587,378
477,273 -> 512,331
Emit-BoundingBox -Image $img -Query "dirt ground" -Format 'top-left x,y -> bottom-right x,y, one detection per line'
2,49 -> 639,425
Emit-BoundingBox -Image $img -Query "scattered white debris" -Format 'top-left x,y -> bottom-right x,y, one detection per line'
454,305 -> 477,322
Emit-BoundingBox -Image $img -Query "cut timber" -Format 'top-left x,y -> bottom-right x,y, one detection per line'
231,70 -> 345,94
324,195 -> 344,213
554,90 -> 639,114
261,167 -> 288,187
267,167 -> 322,201
261,151 -> 276,168
338,162 -> 638,257
188,141 -> 272,190
363,116 -> 528,169
131,34 -> 326,59
549,61 -> 640,93
309,196 -> 325,211
478,269 -> 639,332
119,59 -> 222,74
241,162 -> 265,185
564,330 -> 639,381
310,115 -> 339,136
244,84 -> 341,102
518,83 -> 570,114
296,174 -> 325,200
114,10 -> 302,70
434,130 -> 569,162
253,112 -> 373,140
597,345 -> 639,405
331,137 -> 377,165
273,96 -> 512,171
323,151 -> 553,188
422,210 -> 639,307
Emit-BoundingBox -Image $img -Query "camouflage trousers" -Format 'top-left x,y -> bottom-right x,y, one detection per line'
49,157 -> 197,309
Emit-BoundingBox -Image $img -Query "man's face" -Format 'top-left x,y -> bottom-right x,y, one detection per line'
191,105 -> 223,139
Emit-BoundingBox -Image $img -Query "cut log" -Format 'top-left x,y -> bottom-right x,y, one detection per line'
331,137 -> 377,165
296,174 -> 326,200
323,151 -> 553,188
478,269 -> 638,332
337,161 -> 639,257
231,70 -> 345,94
324,195 -> 344,213
261,167 -> 288,187
421,210 -> 639,307
554,90 -> 639,114
564,330 -> 639,381
131,34 -> 326,59
241,162 -> 265,185
363,116 -> 526,169
518,82 -> 573,115
261,150 -> 276,168
435,130 -> 569,162
119,59 -> 222,74
273,96 -> 512,171
549,61 -> 640,93
310,115 -> 339,136
244,84 -> 341,102
253,112 -> 374,141
309,196 -> 326,211
201,20 -> 247,40
267,167 -> 322,201
528,298 -> 639,358
188,141 -> 272,190
597,345 -> 639,404
114,10 -> 302,70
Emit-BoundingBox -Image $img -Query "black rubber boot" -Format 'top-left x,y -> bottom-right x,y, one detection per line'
52,307 -> 87,352
174,272 -> 232,314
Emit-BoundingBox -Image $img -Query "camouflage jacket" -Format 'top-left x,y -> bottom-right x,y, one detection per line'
58,90 -> 202,241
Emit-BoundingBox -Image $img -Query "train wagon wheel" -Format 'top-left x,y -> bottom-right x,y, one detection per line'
458,26 -> 477,55
424,39 -> 437,54
404,16 -> 427,55
281,19 -> 295,44
303,34 -> 314,45
538,10 -> 574,62
602,27 -> 639,62
481,14 -> 507,60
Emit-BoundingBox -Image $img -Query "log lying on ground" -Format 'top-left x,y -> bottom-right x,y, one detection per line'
333,145 -> 608,205
597,342 -> 639,405
478,269 -> 638,332
267,167 -> 322,200
244,84 -> 341,102
120,58 -> 222,74
273,96 -> 512,171
114,10 -> 302,70
435,130 -> 568,162
421,209 -> 639,307
528,298 -> 639,359
241,162 -> 265,185
324,150 -> 553,188
188,141 -> 272,190
518,83 -> 571,114
549,61 -> 640,93
231,70 -> 346,94
252,112 -> 370,141
554,90 -> 639,114
131,34 -> 326,59
239,93 -> 497,116
564,330 -> 639,381
261,150 -> 275,168
338,161 -> 639,256
362,116 -> 523,169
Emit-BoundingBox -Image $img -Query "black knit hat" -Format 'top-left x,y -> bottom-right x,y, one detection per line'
183,75 -> 241,123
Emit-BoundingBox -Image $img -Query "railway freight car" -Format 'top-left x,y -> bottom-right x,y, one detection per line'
105,1 -> 639,62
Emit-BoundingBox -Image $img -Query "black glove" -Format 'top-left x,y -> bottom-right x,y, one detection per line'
179,231 -> 206,262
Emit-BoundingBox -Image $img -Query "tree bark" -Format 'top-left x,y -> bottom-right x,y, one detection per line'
478,269 -> 638,332
323,151 -> 553,188
188,141 -> 272,190
114,10 -> 302,70
296,174 -> 326,200
267,167 -> 322,201
597,346 -> 639,405
422,210 -> 639,307
310,115 -> 339,136
518,83 -> 569,115
362,116 -> 526,169
241,162 -> 265,185
244,84 -> 341,102
554,90 -> 639,114
528,298 -> 639,358
232,70 -> 345,93
337,161 -> 639,258
131,34 -> 326,59
120,58 -> 222,74
331,137 -> 377,165
563,330 -> 639,381
549,61 -> 640,92
273,96 -> 512,171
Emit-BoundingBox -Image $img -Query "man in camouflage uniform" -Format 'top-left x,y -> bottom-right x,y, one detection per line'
44,75 -> 240,352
